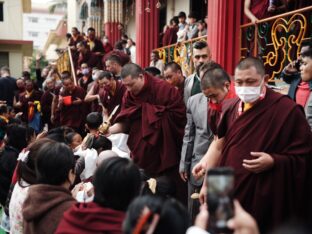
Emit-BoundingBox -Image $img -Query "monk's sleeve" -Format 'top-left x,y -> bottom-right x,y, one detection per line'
270,106 -> 312,166
180,98 -> 195,173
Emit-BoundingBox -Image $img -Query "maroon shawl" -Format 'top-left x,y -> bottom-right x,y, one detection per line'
59,86 -> 86,128
217,88 -> 312,232
115,74 -> 186,174
55,202 -> 125,234
95,80 -> 126,123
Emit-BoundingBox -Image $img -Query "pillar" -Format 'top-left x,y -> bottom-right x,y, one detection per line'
207,0 -> 243,75
135,0 -> 160,68
104,0 -> 123,46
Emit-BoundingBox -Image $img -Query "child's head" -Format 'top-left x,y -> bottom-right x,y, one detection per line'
86,112 -> 103,131
65,132 -> 82,150
0,105 -> 8,118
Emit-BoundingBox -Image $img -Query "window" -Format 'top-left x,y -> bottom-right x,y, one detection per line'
29,17 -> 38,23
45,18 -> 56,23
0,52 -> 9,67
0,2 -> 4,22
28,31 -> 39,37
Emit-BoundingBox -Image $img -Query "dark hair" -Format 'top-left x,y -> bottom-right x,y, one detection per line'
114,40 -> 125,50
144,66 -> 161,76
36,142 -> 75,185
140,173 -> 176,197
193,41 -> 208,50
106,54 -> 122,66
178,11 -> 186,18
121,63 -> 144,79
123,195 -> 190,234
188,12 -> 197,19
201,63 -> 231,89
6,124 -> 29,151
47,126 -> 75,143
60,71 -> 72,80
301,45 -> 312,59
65,132 -> 80,145
86,112 -> 103,129
170,16 -> 179,25
91,135 -> 112,152
0,105 -> 7,115
236,57 -> 265,76
164,61 -> 182,73
151,50 -> 160,58
72,27 -> 78,32
97,70 -> 114,81
66,33 -> 72,39
93,157 -> 141,211
22,71 -> 31,79
87,27 -> 95,32
17,138 -> 55,187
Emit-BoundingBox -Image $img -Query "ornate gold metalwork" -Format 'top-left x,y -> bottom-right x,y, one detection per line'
240,6 -> 312,81
56,50 -> 71,74
263,13 -> 306,80
155,36 -> 207,77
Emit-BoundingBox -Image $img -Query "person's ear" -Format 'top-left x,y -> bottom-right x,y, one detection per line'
224,81 -> 230,91
263,74 -> 269,83
68,169 -> 76,186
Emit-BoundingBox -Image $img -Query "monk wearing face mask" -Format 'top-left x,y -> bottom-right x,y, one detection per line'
193,57 -> 312,233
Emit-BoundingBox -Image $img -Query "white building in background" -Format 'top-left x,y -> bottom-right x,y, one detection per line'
0,0 -> 32,78
23,9 -> 64,50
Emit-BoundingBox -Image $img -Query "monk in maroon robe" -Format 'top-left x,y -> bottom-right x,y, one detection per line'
58,76 -> 86,134
109,63 -> 187,203
18,80 -> 42,123
77,41 -> 102,69
55,202 -> 125,234
194,57 -> 312,233
162,17 -> 179,46
85,71 -> 126,123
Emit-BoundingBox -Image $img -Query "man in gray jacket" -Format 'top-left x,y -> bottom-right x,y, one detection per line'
180,93 -> 213,221
184,41 -> 211,104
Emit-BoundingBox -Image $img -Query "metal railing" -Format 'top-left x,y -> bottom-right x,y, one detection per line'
154,36 -> 207,77
240,6 -> 312,81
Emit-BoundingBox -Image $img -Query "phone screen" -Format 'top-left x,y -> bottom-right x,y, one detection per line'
207,167 -> 234,233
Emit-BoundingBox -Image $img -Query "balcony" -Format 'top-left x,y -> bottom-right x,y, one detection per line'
154,36 -> 207,77
240,6 -> 312,82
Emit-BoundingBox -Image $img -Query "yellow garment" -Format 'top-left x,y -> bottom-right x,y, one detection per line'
243,102 -> 253,112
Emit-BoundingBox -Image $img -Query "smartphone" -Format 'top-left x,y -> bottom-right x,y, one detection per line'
206,167 -> 234,233
294,59 -> 301,71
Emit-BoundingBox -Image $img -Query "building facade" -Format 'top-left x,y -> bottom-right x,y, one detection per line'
0,0 -> 33,78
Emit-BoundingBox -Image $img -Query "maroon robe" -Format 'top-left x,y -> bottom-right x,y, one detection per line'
59,86 -> 86,129
40,88 -> 59,128
162,26 -> 178,46
94,80 -> 126,123
217,88 -> 312,232
115,74 -> 186,174
78,51 -> 102,70
55,202 -> 125,234
19,90 -> 43,123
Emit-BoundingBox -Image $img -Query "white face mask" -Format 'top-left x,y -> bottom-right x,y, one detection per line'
235,80 -> 263,103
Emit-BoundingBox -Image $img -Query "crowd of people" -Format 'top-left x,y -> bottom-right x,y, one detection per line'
0,3 -> 312,234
